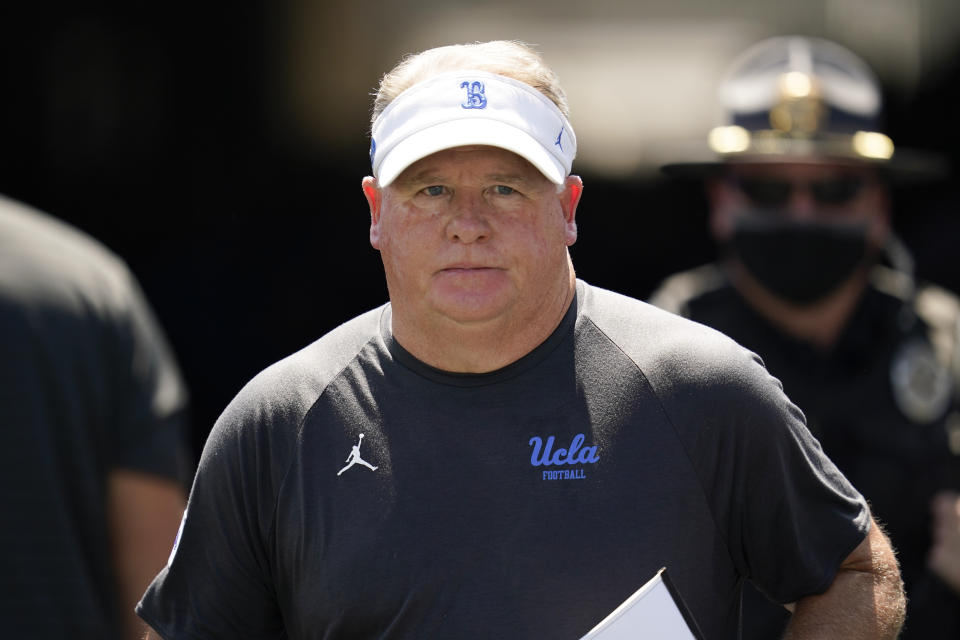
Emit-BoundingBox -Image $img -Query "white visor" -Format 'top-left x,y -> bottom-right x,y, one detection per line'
370,70 -> 576,186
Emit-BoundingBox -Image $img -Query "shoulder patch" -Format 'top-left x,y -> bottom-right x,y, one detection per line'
890,337 -> 953,424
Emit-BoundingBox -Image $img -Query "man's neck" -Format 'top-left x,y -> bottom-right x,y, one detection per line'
391,272 -> 577,373
728,261 -> 869,350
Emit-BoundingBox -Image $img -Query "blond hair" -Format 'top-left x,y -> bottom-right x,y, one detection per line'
370,40 -> 569,128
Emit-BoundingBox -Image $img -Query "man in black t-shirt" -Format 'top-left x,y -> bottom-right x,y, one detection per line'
138,40 -> 905,639
0,195 -> 191,639
651,36 -> 960,638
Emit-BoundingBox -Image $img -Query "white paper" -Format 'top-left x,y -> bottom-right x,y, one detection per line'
579,568 -> 699,640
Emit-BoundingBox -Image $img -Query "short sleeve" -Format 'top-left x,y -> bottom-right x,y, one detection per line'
667,341 -> 870,604
136,385 -> 288,638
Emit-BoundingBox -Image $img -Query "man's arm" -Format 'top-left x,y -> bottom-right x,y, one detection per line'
108,469 -> 186,640
782,515 -> 905,639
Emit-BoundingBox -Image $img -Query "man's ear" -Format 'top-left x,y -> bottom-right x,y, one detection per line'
561,175 -> 583,247
362,176 -> 382,249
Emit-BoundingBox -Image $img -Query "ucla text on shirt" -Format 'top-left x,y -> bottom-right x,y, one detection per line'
529,433 -> 599,481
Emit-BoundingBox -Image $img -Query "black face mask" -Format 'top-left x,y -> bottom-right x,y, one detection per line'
727,215 -> 872,305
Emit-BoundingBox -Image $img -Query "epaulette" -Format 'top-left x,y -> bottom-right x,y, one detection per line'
913,284 -> 960,452
648,264 -> 726,316
914,282 -> 960,382
873,264 -> 960,375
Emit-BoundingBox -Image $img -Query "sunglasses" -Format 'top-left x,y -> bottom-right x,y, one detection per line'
730,176 -> 866,208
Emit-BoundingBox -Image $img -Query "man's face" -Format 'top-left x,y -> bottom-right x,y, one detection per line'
708,161 -> 890,245
363,145 -> 581,329
705,160 -> 892,306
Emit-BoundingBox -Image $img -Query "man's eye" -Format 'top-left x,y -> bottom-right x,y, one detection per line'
422,185 -> 445,196
493,185 -> 516,196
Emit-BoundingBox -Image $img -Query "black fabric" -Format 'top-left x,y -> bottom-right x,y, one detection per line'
651,264 -> 960,639
0,196 -> 191,639
138,281 -> 868,639
728,217 -> 871,304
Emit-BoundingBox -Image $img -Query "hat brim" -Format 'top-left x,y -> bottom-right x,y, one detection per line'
660,142 -> 949,184
377,118 -> 567,187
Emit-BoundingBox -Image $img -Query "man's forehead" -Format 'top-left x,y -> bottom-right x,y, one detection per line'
395,145 -> 546,183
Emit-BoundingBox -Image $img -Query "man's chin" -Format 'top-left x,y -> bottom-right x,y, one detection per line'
427,289 -> 514,326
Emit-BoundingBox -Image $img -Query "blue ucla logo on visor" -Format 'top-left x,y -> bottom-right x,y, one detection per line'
460,80 -> 487,109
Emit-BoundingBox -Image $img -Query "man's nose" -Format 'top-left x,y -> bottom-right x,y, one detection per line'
787,183 -> 818,219
446,192 -> 492,243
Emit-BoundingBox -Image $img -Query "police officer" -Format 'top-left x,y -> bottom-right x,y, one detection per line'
651,35 -> 960,638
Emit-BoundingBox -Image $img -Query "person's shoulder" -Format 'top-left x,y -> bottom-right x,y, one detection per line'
871,266 -> 960,335
647,263 -> 728,315
0,194 -> 139,309
580,280 -> 756,379
580,281 -> 788,433
914,280 -> 960,333
212,307 -> 387,439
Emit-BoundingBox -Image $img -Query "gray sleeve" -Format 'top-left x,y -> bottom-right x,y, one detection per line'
136,312 -> 383,637
657,337 -> 870,604
136,386 -> 288,638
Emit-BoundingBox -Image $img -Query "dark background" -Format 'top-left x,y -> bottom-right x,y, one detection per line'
3,3 -> 959,462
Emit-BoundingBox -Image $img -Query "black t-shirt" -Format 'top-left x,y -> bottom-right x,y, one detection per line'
0,196 -> 191,638
138,281 -> 867,639
650,263 -> 960,638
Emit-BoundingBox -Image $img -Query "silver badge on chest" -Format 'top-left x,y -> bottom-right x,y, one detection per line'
890,337 -> 953,424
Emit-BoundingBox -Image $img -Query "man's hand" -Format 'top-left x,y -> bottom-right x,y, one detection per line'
783,515 -> 905,639
929,491 -> 960,594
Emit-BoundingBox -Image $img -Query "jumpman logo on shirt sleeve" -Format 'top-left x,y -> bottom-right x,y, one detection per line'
337,433 -> 379,476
